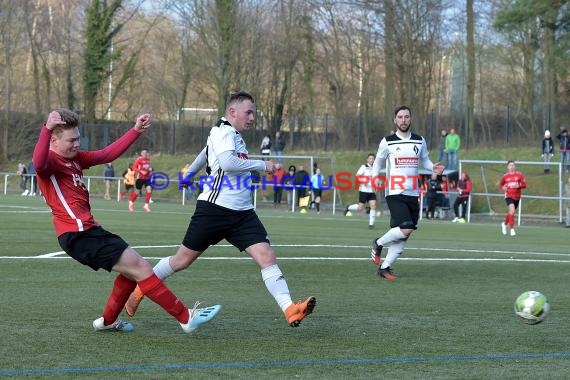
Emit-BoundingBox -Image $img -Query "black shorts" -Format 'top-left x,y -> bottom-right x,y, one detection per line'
505,197 -> 520,209
182,201 -> 270,252
386,194 -> 420,229
312,189 -> 322,198
358,192 -> 377,204
135,179 -> 149,190
58,226 -> 128,272
125,184 -> 134,191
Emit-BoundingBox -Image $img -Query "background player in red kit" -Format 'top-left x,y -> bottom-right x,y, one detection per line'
128,149 -> 153,212
33,109 -> 220,333
499,160 -> 527,236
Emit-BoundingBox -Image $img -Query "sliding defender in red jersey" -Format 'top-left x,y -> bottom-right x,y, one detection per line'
499,160 -> 527,236
33,109 -> 220,333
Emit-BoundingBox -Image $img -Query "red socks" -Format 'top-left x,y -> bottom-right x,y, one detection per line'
504,214 -> 515,229
138,274 -> 189,324
102,274 -> 189,325
129,192 -> 138,202
145,193 -> 151,204
102,274 -> 137,325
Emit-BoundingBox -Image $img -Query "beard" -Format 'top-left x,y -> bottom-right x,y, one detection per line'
396,123 -> 410,133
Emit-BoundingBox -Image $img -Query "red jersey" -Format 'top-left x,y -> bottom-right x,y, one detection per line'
33,126 -> 141,236
499,171 -> 526,201
133,156 -> 152,180
456,179 -> 472,199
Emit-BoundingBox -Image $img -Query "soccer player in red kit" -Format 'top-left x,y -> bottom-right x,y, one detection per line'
499,160 -> 527,236
128,149 -> 153,212
33,109 -> 220,333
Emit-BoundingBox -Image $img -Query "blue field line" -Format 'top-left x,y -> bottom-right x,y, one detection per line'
1,352 -> 569,376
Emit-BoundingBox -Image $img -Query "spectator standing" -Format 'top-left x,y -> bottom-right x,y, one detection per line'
28,161 -> 37,196
426,173 -> 442,220
295,165 -> 310,213
103,163 -> 115,200
310,167 -> 325,214
557,129 -> 570,173
445,128 -> 460,171
272,163 -> 286,208
440,175 -> 451,218
260,134 -> 272,158
452,170 -> 472,223
284,165 -> 296,211
274,131 -> 286,163
541,130 -> 554,174
17,163 -> 28,195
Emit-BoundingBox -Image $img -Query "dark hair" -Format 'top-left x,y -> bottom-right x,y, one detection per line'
227,91 -> 254,110
394,105 -> 411,117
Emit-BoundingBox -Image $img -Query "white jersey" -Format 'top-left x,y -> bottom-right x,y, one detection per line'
198,118 -> 265,210
374,132 -> 433,197
356,164 -> 374,193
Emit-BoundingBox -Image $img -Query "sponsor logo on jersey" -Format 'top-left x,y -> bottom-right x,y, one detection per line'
395,157 -> 419,165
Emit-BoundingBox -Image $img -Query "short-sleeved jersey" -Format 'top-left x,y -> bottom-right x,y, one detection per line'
499,171 -> 526,200
133,156 -> 152,180
310,174 -> 325,189
356,163 -> 374,193
33,127 -> 140,236
375,132 -> 433,197
198,118 -> 264,210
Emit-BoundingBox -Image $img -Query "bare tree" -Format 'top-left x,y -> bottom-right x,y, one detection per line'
0,1 -> 27,161
466,0 -> 475,148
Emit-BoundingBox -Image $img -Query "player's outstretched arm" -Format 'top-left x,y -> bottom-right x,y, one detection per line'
86,113 -> 152,166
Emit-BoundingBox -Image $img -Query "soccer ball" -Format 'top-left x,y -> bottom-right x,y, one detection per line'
514,291 -> 550,325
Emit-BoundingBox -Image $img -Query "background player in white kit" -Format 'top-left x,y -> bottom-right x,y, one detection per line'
344,153 -> 379,229
370,105 -> 443,280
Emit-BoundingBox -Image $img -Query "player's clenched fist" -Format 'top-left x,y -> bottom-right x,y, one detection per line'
134,113 -> 152,132
45,111 -> 66,130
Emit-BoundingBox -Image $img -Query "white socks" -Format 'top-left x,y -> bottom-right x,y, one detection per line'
348,204 -> 359,212
381,240 -> 406,269
153,259 -> 295,312
153,256 -> 175,280
378,227 -> 407,247
261,264 -> 293,311
369,210 -> 376,226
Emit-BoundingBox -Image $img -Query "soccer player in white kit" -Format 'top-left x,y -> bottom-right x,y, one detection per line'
344,153 -> 379,229
370,106 -> 443,280
125,91 -> 316,327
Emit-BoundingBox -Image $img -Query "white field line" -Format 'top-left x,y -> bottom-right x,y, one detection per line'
1,244 -> 568,263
